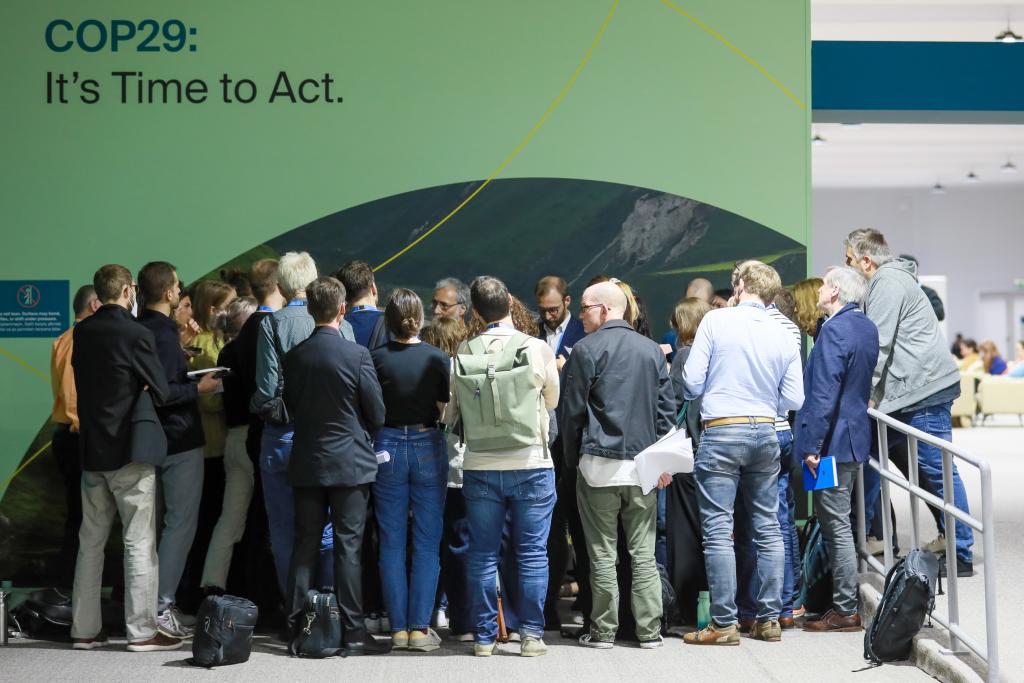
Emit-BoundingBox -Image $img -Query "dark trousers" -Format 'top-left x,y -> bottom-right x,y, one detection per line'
441,488 -> 472,634
51,424 -> 82,589
558,458 -> 592,622
289,484 -> 370,643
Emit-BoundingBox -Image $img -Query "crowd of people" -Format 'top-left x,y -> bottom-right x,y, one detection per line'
46,227 -> 974,657
951,335 -> 1024,378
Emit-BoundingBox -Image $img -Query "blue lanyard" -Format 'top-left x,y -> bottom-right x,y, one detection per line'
351,305 -> 377,312
257,305 -> 273,312
486,322 -> 513,330
287,299 -> 307,307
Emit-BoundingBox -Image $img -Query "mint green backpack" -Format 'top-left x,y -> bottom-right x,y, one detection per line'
453,332 -> 544,452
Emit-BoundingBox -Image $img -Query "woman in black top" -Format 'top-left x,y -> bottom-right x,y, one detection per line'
370,289 -> 450,651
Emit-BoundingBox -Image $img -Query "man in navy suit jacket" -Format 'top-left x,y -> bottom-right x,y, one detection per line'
282,276 -> 388,655
796,266 -> 879,634
536,276 -> 586,369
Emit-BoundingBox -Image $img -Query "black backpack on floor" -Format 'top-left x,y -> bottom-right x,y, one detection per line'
864,549 -> 939,663
799,516 -> 833,615
191,595 -> 259,667
290,590 -> 341,658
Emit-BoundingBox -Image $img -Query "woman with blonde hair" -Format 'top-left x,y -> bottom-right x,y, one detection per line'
665,296 -> 712,625
791,277 -> 825,339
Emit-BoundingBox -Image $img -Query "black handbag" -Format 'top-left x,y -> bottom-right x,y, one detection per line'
289,590 -> 341,658
191,595 -> 259,667
864,549 -> 938,663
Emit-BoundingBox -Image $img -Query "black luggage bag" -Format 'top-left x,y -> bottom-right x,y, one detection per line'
191,595 -> 258,667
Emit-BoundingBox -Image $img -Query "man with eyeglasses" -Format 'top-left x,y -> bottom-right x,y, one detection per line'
432,277 -> 470,323
535,276 -> 586,372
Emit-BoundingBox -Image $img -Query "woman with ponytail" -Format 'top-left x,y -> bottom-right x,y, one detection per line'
369,288 -> 451,652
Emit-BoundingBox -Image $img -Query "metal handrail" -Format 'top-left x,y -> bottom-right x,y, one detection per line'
855,408 -> 999,682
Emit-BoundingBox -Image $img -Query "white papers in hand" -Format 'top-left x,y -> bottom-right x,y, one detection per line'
634,428 -> 695,495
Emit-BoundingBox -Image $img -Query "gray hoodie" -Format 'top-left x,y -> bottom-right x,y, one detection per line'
864,258 -> 959,414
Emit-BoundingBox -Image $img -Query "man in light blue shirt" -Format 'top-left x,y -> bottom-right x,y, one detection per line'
681,260 -> 803,646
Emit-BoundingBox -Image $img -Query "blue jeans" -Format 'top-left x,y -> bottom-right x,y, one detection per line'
373,427 -> 448,632
696,423 -> 783,625
259,422 -> 333,596
736,430 -> 800,618
464,468 -> 555,644
864,401 -> 973,563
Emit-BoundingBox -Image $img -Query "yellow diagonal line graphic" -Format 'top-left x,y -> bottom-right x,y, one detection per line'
0,344 -> 49,382
659,0 -> 807,110
1,440 -> 52,489
374,0 -> 620,272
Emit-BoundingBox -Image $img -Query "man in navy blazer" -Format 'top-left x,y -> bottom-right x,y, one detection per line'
536,276 -> 586,370
282,276 -> 388,655
796,266 -> 879,634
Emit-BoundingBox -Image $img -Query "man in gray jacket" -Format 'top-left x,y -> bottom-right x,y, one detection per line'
560,281 -> 676,649
845,229 -> 973,575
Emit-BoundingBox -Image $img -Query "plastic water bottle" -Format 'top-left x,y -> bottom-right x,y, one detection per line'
696,591 -> 711,630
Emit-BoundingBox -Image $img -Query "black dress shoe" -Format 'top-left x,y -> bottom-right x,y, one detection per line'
938,558 -> 974,578
338,638 -> 392,656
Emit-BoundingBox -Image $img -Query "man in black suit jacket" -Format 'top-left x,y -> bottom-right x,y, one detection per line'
70,264 -> 181,652
282,276 -> 388,655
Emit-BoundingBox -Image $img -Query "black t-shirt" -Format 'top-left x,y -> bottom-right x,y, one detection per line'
370,340 -> 450,426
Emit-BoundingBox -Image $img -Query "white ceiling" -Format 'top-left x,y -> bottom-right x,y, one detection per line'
813,0 -> 1024,41
810,1 -> 1024,188
812,123 -> 1024,187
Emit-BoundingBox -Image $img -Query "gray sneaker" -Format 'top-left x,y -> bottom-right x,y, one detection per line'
520,635 -> 547,657
640,636 -> 664,649
168,605 -> 196,628
157,608 -> 193,639
408,628 -> 442,652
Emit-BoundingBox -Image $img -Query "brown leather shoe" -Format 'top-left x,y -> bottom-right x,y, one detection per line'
751,619 -> 781,642
779,616 -> 795,630
802,609 -> 862,633
737,618 -> 755,634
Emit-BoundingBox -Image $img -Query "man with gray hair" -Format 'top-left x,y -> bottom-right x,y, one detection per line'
796,267 -> 878,632
432,277 -> 470,322
251,251 -> 354,600
682,260 -> 804,646
845,229 -> 973,576
560,281 -> 675,649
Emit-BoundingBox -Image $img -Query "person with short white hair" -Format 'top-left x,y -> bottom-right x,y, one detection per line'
845,229 -> 973,576
797,266 -> 878,632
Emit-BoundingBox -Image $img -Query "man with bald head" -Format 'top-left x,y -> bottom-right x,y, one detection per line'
560,281 -> 676,649
685,277 -> 715,304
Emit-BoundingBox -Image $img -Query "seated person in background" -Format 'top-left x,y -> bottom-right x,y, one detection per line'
957,339 -> 981,373
1008,341 -> 1024,378
979,340 -> 1007,375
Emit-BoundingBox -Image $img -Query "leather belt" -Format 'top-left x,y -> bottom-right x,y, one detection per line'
703,416 -> 775,429
382,423 -> 438,433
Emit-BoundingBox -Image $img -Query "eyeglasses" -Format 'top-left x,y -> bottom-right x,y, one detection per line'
579,303 -> 605,314
432,299 -> 460,312
539,305 -> 565,316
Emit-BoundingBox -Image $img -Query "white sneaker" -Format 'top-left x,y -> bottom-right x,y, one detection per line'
157,608 -> 193,639
168,605 -> 196,628
453,632 -> 475,642
408,628 -> 442,652
924,534 -> 947,555
864,538 -> 885,556
640,636 -> 664,649
433,609 -> 449,629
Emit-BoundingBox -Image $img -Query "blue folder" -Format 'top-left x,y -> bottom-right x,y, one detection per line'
802,455 -> 838,491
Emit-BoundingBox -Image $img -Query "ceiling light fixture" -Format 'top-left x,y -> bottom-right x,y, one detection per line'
966,171 -> 980,182
1002,159 -> 1018,173
931,182 -> 946,195
812,133 -> 827,146
996,24 -> 1022,43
